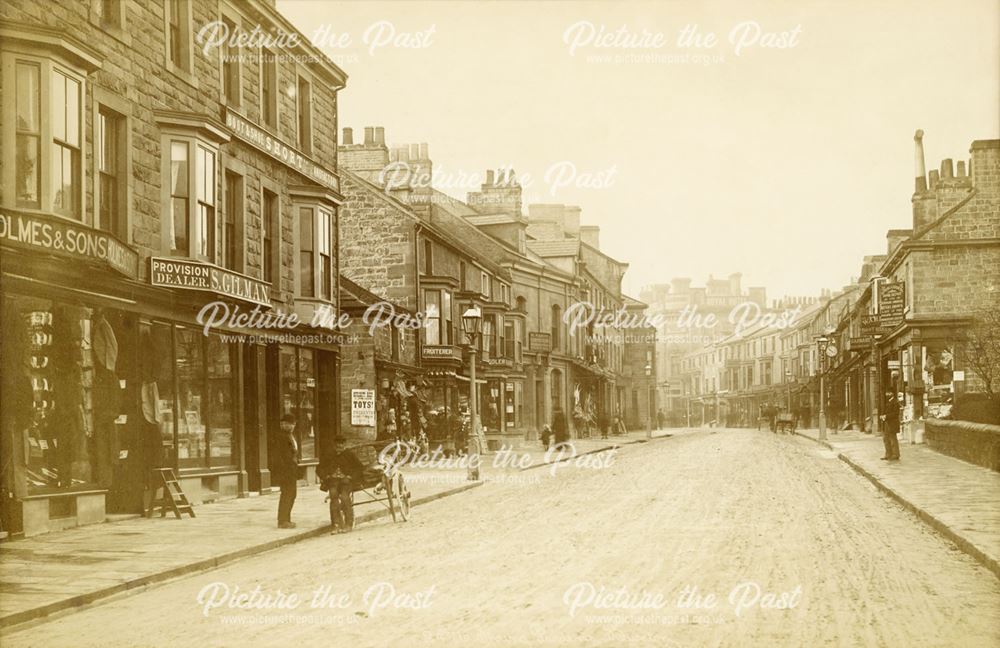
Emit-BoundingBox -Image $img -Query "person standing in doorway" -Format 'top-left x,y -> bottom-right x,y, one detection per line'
881,392 -> 901,461
276,414 -> 299,528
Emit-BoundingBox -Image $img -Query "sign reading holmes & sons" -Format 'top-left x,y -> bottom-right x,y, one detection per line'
150,257 -> 271,307
0,208 -> 139,279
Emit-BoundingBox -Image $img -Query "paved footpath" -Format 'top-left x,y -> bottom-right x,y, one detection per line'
795,426 -> 1000,579
0,430 -> 669,628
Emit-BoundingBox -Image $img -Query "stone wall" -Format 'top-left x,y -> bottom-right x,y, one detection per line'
924,419 -> 1000,472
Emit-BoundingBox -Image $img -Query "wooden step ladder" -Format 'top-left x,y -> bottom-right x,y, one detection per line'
147,468 -> 195,519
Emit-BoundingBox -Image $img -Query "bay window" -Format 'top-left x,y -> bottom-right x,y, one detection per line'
15,62 -> 41,208
299,207 -> 315,297
424,290 -> 441,345
504,319 -> 515,359
442,290 -> 452,344
4,49 -> 91,219
157,114 -> 228,259
296,204 -> 336,301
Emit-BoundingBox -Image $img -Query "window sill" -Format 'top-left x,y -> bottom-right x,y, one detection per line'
166,61 -> 199,90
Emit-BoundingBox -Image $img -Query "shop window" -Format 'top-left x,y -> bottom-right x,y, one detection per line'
97,106 -> 126,238
222,170 -> 243,271
175,327 -> 206,468
423,290 -> 440,345
262,188 -> 278,284
280,346 -> 317,461
297,74 -> 312,153
206,336 -> 234,465
2,297 -> 110,493
221,15 -> 241,107
261,48 -> 278,129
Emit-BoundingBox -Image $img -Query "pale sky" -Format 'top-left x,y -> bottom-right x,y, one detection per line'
280,0 -> 1000,301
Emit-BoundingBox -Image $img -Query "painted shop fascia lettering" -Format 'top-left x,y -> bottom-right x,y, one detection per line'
150,257 -> 272,308
0,208 -> 139,279
225,108 -> 340,194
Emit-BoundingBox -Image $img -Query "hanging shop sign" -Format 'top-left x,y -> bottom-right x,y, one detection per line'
225,108 -> 340,194
878,281 -> 905,329
351,389 -> 376,426
0,208 -> 139,279
150,257 -> 271,307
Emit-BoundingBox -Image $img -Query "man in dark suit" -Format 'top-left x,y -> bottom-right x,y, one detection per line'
881,392 -> 901,461
276,414 -> 299,528
319,436 -> 365,534
552,408 -> 569,446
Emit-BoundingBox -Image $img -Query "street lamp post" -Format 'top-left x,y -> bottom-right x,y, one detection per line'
645,364 -> 653,439
462,306 -> 483,481
817,336 -> 829,442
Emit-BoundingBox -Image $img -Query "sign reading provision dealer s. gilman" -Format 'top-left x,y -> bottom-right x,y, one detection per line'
225,108 -> 339,193
150,257 -> 271,307
0,208 -> 139,279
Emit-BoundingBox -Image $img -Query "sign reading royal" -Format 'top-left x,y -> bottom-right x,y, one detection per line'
0,208 -> 139,279
878,281 -> 905,329
225,108 -> 339,193
150,258 -> 271,307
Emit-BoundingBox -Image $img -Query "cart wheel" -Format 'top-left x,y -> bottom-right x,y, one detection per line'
394,473 -> 410,521
386,474 -> 398,523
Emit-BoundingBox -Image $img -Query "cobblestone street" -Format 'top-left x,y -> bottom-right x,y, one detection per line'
4,429 -> 998,648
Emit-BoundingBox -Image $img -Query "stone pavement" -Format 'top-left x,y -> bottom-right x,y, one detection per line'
0,470 -> 480,628
795,426 -> 1000,579
0,429 -> 674,629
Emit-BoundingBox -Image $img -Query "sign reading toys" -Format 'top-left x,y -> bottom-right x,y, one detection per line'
351,389 -> 376,427
150,258 -> 271,307
225,109 -> 340,194
0,208 -> 139,279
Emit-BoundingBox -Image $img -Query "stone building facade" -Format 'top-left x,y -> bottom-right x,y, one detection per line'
0,0 -> 346,536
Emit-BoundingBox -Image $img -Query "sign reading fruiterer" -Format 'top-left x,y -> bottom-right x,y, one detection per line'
150,258 -> 271,307
351,389 -> 376,427
0,208 -> 139,279
529,332 -> 552,353
878,281 -> 905,329
225,108 -> 340,193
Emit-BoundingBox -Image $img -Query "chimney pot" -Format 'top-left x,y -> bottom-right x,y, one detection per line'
957,160 -> 967,177
928,169 -> 940,190
397,145 -> 410,162
419,143 -> 428,159
364,127 -> 375,146
941,158 -> 953,179
914,129 -> 927,193
342,127 -> 354,145
485,170 -> 495,185
374,127 -> 385,146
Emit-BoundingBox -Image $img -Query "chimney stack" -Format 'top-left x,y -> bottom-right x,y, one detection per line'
342,127 -> 353,145
928,169 -> 939,190
485,170 -> 495,185
914,129 -> 927,193
364,127 -> 375,146
374,127 -> 385,146
419,143 -> 428,159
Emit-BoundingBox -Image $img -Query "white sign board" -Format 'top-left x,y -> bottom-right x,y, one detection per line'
351,389 -> 376,426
